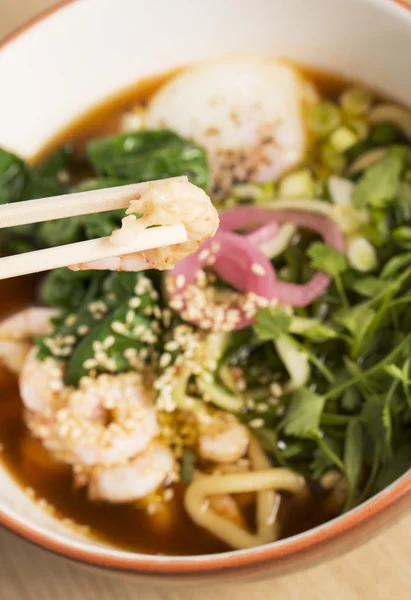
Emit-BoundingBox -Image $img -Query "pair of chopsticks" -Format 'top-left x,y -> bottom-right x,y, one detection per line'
0,177 -> 188,280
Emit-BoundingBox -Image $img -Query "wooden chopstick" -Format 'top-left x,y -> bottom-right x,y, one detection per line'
0,224 -> 187,280
0,176 -> 187,229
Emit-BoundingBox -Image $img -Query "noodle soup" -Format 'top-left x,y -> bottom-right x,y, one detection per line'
0,58 -> 410,555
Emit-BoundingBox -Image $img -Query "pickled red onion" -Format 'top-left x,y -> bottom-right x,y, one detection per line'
166,231 -> 275,331
220,206 -> 345,307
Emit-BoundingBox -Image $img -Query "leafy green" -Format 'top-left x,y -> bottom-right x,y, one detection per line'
350,277 -> 388,297
36,210 -> 124,247
181,450 -> 197,484
40,269 -> 93,311
283,388 -> 326,439
372,444 -> 411,494
0,148 -> 28,204
344,418 -> 364,510
362,394 -> 393,463
87,130 -> 209,190
310,437 -> 342,479
380,252 -> 411,279
334,304 -> 376,344
306,242 -> 348,276
353,146 -> 408,209
253,308 -> 291,341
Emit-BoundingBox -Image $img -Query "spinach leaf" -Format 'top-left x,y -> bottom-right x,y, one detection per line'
0,148 -> 28,204
40,268 -> 93,311
36,210 -> 124,247
87,130 -> 209,190
353,146 -> 408,209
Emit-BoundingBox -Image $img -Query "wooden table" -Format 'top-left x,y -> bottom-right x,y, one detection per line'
0,1 -> 411,598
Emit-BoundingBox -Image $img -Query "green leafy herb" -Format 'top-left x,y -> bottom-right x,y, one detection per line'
87,130 -> 209,190
344,418 -> 364,510
353,146 -> 408,209
350,277 -> 388,297
372,444 -> 411,494
0,148 -> 28,204
306,242 -> 348,277
40,268 -> 93,311
283,388 -> 326,439
253,308 -> 291,341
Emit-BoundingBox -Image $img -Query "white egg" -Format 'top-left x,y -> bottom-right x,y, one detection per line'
146,57 -> 318,196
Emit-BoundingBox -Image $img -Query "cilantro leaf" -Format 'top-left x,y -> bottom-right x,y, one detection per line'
283,388 -> 326,439
362,394 -> 393,463
372,444 -> 411,494
306,242 -> 348,277
380,252 -> 411,279
253,308 -> 291,341
350,276 -> 388,298
384,364 -> 411,386
310,437 -> 342,479
353,146 -> 408,209
334,304 -> 376,343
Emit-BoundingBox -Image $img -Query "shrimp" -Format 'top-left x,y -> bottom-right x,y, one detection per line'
88,442 -> 174,502
22,358 -> 159,467
70,179 -> 219,272
0,307 -> 58,374
198,412 -> 249,464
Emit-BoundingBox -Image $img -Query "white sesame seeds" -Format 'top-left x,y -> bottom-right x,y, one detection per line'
111,321 -> 126,334
163,488 -> 174,502
176,274 -> 186,289
251,263 -> 266,276
77,325 -> 90,336
199,249 -> 210,261
249,418 -> 264,429
270,383 -> 283,397
64,314 -> 77,327
159,353 -> 172,368
128,297 -> 141,309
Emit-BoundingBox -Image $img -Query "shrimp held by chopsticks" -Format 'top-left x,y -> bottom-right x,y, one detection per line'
70,180 -> 219,272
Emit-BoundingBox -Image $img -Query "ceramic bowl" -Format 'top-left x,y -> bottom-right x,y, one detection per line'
0,0 -> 410,584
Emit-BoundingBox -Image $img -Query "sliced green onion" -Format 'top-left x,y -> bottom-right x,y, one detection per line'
340,88 -> 372,117
329,127 -> 359,152
320,143 -> 346,173
278,169 -> 315,198
274,335 -> 310,393
328,176 -> 354,206
199,376 -> 243,412
369,103 -> 411,140
348,147 -> 387,176
349,119 -> 369,140
347,237 -> 377,272
308,101 -> 341,138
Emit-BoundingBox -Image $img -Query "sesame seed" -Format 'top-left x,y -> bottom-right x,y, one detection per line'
210,241 -> 221,253
64,314 -> 77,327
270,383 -> 283,397
163,488 -> 174,502
78,325 -> 90,336
129,297 -> 141,309
199,249 -> 210,261
251,263 -> 266,276
176,274 -> 186,289
256,403 -> 269,413
112,321 -> 126,334
160,353 -> 172,368
249,418 -> 264,429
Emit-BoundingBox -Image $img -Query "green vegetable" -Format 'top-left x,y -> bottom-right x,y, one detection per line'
87,130 -> 209,190
308,101 -> 341,137
340,88 -> 372,117
306,242 -> 348,277
283,388 -> 326,439
329,126 -> 359,152
344,418 -> 364,510
40,269 -> 93,311
371,444 -> 411,494
253,308 -> 291,341
278,169 -> 315,197
0,148 -> 28,204
181,450 -> 196,484
36,210 -> 124,247
353,146 -> 408,209
350,277 -> 388,297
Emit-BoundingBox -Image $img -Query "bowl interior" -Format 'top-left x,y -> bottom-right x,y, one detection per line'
0,0 -> 410,572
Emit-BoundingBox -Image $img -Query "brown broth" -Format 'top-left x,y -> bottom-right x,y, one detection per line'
0,66 -> 348,555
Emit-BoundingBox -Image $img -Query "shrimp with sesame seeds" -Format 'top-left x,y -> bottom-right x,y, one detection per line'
197,412 -> 249,464
21,358 -> 159,467
0,307 -> 59,374
70,180 -> 219,272
88,442 -> 174,503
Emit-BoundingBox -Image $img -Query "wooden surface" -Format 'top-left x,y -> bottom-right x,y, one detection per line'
0,1 -> 411,598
